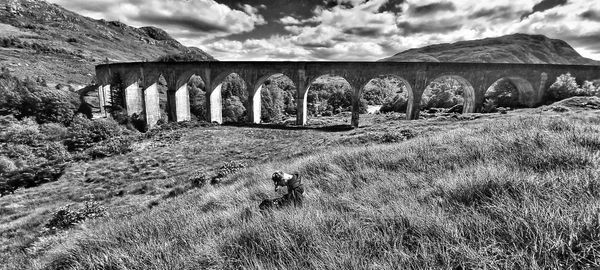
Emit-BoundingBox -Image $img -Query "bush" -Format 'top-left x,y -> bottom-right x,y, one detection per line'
0,156 -> 16,174
548,73 -> 581,101
45,201 -> 107,233
38,142 -> 71,162
381,94 -> 409,113
0,117 -> 45,146
482,98 -> 498,113
0,69 -> 80,125
222,96 -> 246,123
40,123 -> 69,141
65,115 -> 124,151
85,136 -> 134,159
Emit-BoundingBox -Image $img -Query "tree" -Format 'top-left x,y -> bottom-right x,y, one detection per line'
548,73 -> 580,101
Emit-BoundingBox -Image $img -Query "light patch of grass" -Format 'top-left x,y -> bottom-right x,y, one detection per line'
24,115 -> 600,269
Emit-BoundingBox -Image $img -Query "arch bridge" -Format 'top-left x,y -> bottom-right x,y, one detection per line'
95,61 -> 600,128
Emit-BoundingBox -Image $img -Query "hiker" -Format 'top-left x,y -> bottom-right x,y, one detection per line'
259,171 -> 304,210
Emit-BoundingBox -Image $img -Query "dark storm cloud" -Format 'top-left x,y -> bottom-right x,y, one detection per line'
521,0 -> 568,20
581,10 -> 600,21
468,6 -> 516,20
343,26 -> 385,37
377,0 -> 405,14
135,14 -> 228,33
411,2 -> 455,16
397,20 -> 461,35
323,0 -> 355,9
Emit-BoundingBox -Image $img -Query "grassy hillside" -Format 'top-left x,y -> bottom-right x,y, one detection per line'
3,107 -> 600,269
0,0 -> 215,87
381,33 -> 600,65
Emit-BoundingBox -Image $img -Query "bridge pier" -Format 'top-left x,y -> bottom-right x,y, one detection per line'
169,84 -> 191,122
124,80 -> 144,117
143,82 -> 161,128
208,83 -> 223,124
248,84 -> 262,124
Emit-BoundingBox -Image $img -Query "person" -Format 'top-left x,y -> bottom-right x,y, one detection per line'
259,171 -> 304,210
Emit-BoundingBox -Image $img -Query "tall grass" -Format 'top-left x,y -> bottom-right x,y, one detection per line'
30,116 -> 600,269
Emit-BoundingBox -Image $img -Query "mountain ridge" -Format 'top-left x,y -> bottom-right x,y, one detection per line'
0,0 -> 216,87
380,34 -> 600,65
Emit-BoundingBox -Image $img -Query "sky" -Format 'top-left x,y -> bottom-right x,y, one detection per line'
47,0 -> 600,61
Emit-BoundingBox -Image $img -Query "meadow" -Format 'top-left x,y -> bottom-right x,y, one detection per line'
3,104 -> 600,269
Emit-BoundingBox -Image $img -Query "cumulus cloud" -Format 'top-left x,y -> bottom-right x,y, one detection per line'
48,0 -> 600,61
48,0 -> 266,40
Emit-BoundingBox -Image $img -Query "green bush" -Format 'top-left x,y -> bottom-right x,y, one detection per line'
548,73 -> 581,101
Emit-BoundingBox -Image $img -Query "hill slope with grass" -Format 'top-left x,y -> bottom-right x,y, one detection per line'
381,33 -> 600,65
4,107 -> 600,269
0,0 -> 215,87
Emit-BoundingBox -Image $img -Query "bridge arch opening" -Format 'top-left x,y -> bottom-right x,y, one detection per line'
251,73 -> 296,124
420,75 -> 475,115
184,74 -> 207,121
483,77 -> 535,112
209,73 -> 248,124
301,74 -> 355,126
363,75 -> 413,117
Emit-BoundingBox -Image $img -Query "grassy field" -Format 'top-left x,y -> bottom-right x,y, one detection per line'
2,107 -> 600,269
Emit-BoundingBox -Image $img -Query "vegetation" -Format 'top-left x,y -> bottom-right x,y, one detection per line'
20,113 -> 600,269
548,73 -> 600,101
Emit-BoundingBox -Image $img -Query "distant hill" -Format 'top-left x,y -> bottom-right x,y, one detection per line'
0,0 -> 216,88
380,34 -> 600,65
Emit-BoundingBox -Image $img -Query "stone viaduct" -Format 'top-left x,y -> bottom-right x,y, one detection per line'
95,62 -> 600,128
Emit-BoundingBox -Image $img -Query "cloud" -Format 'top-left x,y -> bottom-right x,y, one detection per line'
581,10 -> 600,21
521,0 -> 568,19
48,0 -> 266,38
468,6 -> 517,20
410,2 -> 456,16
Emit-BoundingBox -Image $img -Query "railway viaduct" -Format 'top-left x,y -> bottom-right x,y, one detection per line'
95,62 -> 600,128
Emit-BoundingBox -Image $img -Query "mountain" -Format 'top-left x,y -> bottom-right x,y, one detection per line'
380,34 -> 600,65
0,0 -> 216,88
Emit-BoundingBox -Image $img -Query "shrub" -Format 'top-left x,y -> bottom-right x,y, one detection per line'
548,73 -> 581,101
0,117 -> 45,146
45,201 -> 107,233
65,115 -> 125,151
0,156 -> 16,174
482,98 -> 498,113
40,123 -> 69,141
85,136 -> 134,159
381,94 -> 409,113
222,96 -> 246,123
0,69 -> 80,125
38,142 -> 71,162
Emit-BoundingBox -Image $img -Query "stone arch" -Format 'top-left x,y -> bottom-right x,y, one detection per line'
250,72 -> 296,124
420,75 -> 476,114
361,74 -> 414,116
485,76 -> 536,109
299,74 -> 354,126
208,72 -> 249,124
169,72 -> 207,122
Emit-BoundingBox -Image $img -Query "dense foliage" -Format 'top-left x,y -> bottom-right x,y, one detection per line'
0,68 -> 80,125
548,73 -> 600,101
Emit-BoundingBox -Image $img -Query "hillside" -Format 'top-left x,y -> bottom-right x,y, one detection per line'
381,33 -> 600,65
0,0 -> 215,88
